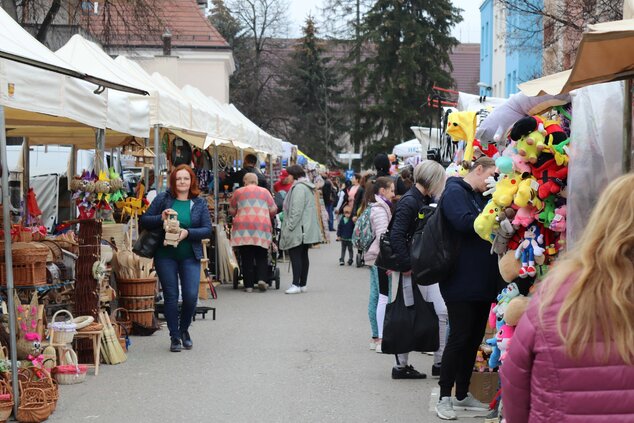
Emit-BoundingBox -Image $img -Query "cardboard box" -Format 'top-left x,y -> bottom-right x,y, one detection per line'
469,371 -> 500,404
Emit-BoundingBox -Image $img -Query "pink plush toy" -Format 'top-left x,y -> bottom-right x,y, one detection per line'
497,324 -> 516,363
512,206 -> 539,227
550,205 -> 567,232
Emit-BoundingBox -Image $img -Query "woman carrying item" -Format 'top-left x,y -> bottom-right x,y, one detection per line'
139,164 -> 212,352
230,173 -> 277,293
500,174 -> 634,423
364,177 -> 395,355
435,157 -> 499,419
279,165 -> 323,294
389,160 -> 448,379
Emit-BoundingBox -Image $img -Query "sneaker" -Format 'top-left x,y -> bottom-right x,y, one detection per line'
391,365 -> 426,379
300,286 -> 308,293
435,397 -> 457,420
452,393 -> 489,411
347,259 -> 353,266
170,337 -> 182,352
257,281 -> 268,292
375,342 -> 382,353
432,363 -> 442,378
285,284 -> 301,294
181,331 -> 193,350
244,287 -> 253,293
370,339 -> 377,350
339,259 -> 344,266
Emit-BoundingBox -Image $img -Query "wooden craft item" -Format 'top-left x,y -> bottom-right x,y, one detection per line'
163,210 -> 181,247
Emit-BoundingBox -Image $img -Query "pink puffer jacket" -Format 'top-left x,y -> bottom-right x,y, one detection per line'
500,277 -> 634,423
364,196 -> 391,265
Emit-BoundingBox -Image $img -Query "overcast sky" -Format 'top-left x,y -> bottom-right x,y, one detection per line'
287,0 -> 481,43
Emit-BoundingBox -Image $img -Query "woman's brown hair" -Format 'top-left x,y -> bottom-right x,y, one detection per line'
169,164 -> 200,199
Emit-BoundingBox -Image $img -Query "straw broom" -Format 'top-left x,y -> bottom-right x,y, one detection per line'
99,311 -> 127,364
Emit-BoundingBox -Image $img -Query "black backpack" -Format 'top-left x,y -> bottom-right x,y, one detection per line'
410,199 -> 461,286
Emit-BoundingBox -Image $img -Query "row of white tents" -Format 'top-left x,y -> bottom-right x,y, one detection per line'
1,7 -> 284,156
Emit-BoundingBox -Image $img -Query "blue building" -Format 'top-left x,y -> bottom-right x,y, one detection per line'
480,0 -> 543,98
479,0 -> 494,97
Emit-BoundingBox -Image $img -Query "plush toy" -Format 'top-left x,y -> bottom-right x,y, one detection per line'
447,111 -> 478,164
487,336 -> 501,369
513,206 -> 539,227
538,196 -> 557,227
515,224 -> 545,278
497,324 -> 516,363
542,119 -> 568,145
475,350 -> 487,372
483,174 -> 499,197
544,132 -> 570,166
510,116 -> 548,163
505,296 -> 530,326
492,172 -> 522,207
550,204 -> 567,232
491,208 -> 517,255
473,139 -> 500,159
474,200 -> 501,242
513,176 -> 542,209
512,151 -> 532,173
496,156 -> 514,175
531,155 -> 568,200
500,250 -> 522,282
494,282 -> 521,318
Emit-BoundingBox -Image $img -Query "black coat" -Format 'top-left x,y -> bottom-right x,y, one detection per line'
231,166 -> 269,190
438,177 -> 500,303
389,186 -> 432,272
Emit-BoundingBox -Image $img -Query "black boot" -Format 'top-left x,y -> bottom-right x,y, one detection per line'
170,337 -> 182,352
181,331 -> 193,350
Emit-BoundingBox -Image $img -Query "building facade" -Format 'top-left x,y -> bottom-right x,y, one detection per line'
479,0 -> 494,97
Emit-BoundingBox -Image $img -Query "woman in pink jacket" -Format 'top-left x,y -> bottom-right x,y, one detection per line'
500,173 -> 634,423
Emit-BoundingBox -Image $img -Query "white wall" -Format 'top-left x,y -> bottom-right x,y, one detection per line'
492,2 -> 506,98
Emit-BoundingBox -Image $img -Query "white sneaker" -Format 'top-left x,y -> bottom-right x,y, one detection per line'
369,341 -> 377,350
452,392 -> 489,411
285,285 -> 301,294
244,288 -> 253,293
300,286 -> 307,293
257,281 -> 268,291
375,342 -> 382,353
436,397 -> 457,420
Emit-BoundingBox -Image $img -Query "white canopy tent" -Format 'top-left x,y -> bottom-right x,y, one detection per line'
392,138 -> 422,158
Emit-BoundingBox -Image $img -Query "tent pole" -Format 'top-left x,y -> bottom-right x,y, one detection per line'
154,125 -> 160,193
623,79 -> 633,173
95,128 -> 105,174
0,106 -> 20,415
22,138 -> 29,222
144,138 -> 149,190
268,154 -> 273,193
213,145 -> 219,282
69,145 -> 77,220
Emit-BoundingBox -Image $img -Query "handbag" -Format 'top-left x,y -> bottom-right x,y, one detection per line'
375,214 -> 410,272
132,228 -> 164,258
381,275 -> 440,354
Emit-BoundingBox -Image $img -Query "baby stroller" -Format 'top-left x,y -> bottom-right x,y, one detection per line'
233,220 -> 281,290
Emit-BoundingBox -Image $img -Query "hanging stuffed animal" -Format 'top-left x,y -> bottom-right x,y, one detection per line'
474,200 -> 501,242
492,172 -> 522,208
515,224 -> 545,278
497,324 -> 516,363
538,196 -> 557,227
446,111 -> 477,174
491,208 -> 517,255
550,204 -> 567,232
531,154 -> 568,200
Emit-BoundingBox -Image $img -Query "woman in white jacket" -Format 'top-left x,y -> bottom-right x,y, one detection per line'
364,177 -> 395,353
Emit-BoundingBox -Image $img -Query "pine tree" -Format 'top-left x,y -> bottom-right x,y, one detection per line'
358,0 -> 462,165
283,17 -> 343,165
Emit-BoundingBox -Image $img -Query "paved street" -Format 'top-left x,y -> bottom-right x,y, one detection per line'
50,240 -> 484,422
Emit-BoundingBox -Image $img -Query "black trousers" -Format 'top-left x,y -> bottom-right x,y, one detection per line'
439,301 -> 490,399
377,266 -> 390,296
288,244 -> 310,287
240,245 -> 268,289
340,240 -> 353,261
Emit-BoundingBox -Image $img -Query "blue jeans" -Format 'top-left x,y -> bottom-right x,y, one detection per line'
326,204 -> 334,231
154,257 -> 200,339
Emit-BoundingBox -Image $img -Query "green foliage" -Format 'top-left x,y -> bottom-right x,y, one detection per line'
281,17 -> 344,165
358,0 -> 462,166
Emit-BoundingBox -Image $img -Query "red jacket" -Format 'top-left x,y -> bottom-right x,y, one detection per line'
500,277 -> 634,423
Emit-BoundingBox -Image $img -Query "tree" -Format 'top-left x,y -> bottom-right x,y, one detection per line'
281,17 -> 343,164
222,0 -> 291,132
2,0 -> 164,46
496,0 -> 622,73
357,0 -> 462,165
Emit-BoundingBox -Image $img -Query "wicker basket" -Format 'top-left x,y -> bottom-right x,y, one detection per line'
128,309 -> 155,327
0,379 -> 14,423
48,310 -> 76,345
119,296 -> 155,311
16,387 -> 53,423
17,371 -> 58,413
111,308 -> 132,334
116,277 -> 157,297
0,244 -> 48,287
52,350 -> 87,385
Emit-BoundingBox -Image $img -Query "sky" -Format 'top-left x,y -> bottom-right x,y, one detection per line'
287,0 -> 481,43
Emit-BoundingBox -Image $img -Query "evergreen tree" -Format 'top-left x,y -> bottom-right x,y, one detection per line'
358,0 -> 462,165
209,0 -> 243,49
283,17 -> 343,165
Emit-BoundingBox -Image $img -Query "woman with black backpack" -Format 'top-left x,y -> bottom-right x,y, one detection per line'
387,160 -> 447,379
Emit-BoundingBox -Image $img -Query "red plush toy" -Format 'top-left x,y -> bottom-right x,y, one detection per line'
531,155 -> 568,200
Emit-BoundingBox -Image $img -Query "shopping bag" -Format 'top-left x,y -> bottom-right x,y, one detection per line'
381,276 -> 440,354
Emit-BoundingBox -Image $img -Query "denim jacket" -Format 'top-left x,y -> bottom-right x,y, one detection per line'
139,191 -> 212,260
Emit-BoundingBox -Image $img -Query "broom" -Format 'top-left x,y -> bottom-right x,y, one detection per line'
99,311 -> 127,364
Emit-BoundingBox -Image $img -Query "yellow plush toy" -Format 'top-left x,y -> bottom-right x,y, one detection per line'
516,130 -> 546,164
447,111 -> 478,165
474,200 -> 501,242
492,172 -> 521,208
514,176 -> 542,210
